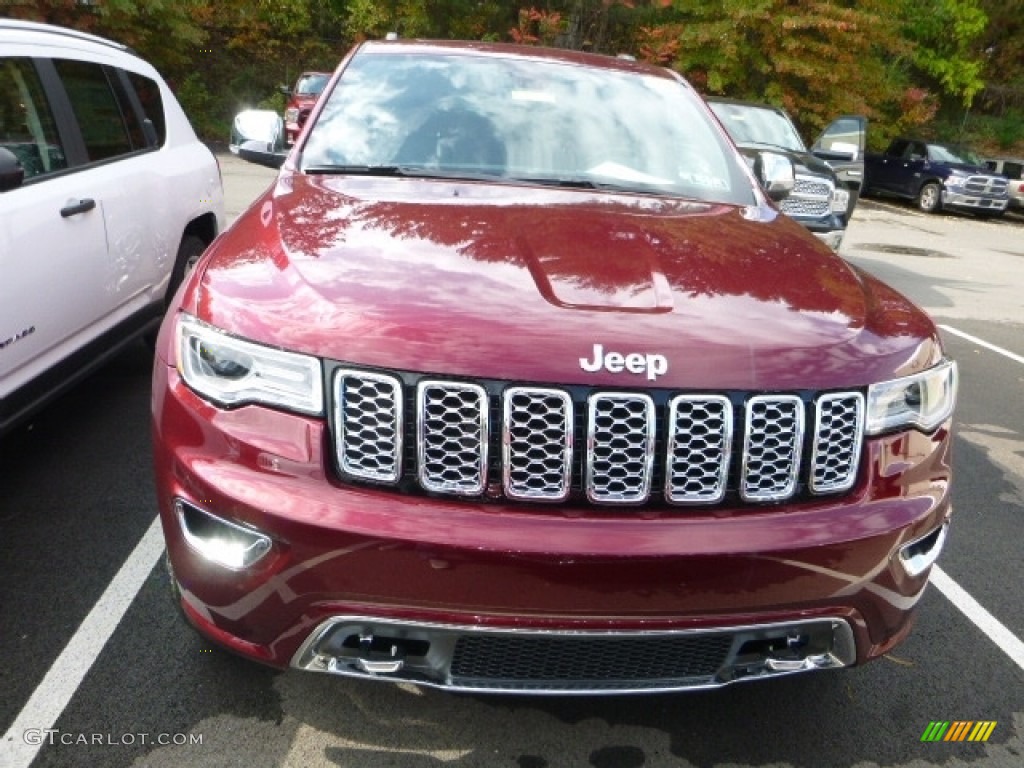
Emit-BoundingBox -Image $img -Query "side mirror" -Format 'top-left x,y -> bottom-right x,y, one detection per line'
756,151 -> 794,201
0,147 -> 25,192
230,110 -> 287,167
238,140 -> 287,169
279,84 -> 292,96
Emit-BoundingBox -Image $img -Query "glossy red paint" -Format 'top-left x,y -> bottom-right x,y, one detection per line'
283,71 -> 330,144
189,174 -> 940,391
153,357 -> 951,668
153,41 -> 956,688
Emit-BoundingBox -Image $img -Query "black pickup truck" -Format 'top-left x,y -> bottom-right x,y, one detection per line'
707,97 -> 866,251
863,138 -> 1009,216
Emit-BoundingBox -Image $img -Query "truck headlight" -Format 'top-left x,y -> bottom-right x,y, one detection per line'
830,187 -> 850,215
865,359 -> 957,435
284,107 -> 299,123
176,315 -> 323,415
944,172 -> 967,190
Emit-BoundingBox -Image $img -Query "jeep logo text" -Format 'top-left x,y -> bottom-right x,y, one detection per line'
579,344 -> 668,381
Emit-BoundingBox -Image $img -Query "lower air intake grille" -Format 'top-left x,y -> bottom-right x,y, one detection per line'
450,633 -> 733,688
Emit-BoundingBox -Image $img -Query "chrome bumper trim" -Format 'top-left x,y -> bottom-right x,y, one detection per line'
291,616 -> 856,695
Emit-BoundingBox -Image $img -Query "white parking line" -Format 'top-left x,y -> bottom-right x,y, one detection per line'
939,324 -> 1024,366
0,516 -> 164,768
930,566 -> 1024,672
933,323 -> 1024,670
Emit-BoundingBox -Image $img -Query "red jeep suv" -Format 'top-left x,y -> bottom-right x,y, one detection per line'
152,40 -> 956,694
282,70 -> 330,144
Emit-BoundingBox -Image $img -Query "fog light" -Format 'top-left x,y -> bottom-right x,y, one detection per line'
898,522 -> 948,578
175,499 -> 272,570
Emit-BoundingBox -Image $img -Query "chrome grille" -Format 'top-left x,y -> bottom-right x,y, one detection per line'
964,176 -> 1008,195
665,395 -> 732,504
781,198 -> 830,217
503,387 -> 573,501
331,369 -> 865,507
586,393 -> 656,504
417,381 -> 488,495
780,174 -> 832,218
334,370 -> 403,482
811,393 -> 864,493
741,395 -> 804,501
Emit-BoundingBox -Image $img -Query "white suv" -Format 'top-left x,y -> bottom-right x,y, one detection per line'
0,20 -> 224,434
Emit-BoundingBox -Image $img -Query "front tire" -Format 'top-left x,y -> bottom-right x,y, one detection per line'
917,182 -> 942,213
166,234 -> 207,306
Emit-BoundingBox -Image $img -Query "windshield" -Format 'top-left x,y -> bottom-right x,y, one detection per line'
929,144 -> 981,165
300,51 -> 754,206
295,73 -> 329,96
708,101 -> 806,154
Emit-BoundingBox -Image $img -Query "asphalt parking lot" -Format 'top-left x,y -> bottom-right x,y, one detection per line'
1,156 -> 1022,768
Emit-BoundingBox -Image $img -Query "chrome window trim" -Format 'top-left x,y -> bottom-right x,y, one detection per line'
334,368 -> 404,484
502,386 -> 574,502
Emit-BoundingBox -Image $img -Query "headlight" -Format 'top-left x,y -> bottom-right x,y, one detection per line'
284,107 -> 299,123
865,359 -> 957,435
176,315 -> 323,415
944,171 -> 967,189
830,186 -> 850,215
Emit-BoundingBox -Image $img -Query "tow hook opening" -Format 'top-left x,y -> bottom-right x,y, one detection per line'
736,633 -> 818,672
898,522 -> 948,578
175,498 -> 271,570
340,633 -> 429,675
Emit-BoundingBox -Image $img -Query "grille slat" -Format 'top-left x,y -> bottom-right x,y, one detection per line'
332,370 -> 863,507
417,381 -> 488,495
503,387 -> 573,501
741,395 -> 804,502
665,395 -> 732,504
586,393 -> 656,504
334,370 -> 403,483
811,393 -> 864,493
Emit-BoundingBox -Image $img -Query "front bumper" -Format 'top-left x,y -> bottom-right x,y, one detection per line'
941,190 -> 1008,212
153,361 -> 953,693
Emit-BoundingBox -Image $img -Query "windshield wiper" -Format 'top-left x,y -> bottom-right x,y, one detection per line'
515,175 -> 671,195
513,175 -> 599,189
303,165 -> 409,176
303,165 -> 507,182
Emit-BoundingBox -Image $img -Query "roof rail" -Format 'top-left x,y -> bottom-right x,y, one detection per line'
0,18 -> 129,54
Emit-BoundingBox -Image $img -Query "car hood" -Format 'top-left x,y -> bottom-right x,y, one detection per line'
944,161 -> 1000,176
189,173 -> 940,390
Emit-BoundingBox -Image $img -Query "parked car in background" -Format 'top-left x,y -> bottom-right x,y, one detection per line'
706,97 -> 866,251
282,71 -> 330,144
156,39 -> 956,695
863,138 -> 1009,216
983,157 -> 1024,211
0,19 -> 224,436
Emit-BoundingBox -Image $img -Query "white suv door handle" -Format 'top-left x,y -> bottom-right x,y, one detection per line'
60,198 -> 96,218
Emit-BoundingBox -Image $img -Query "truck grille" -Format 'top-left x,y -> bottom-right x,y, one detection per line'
331,368 -> 865,507
963,175 -> 1008,196
780,175 -> 832,218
